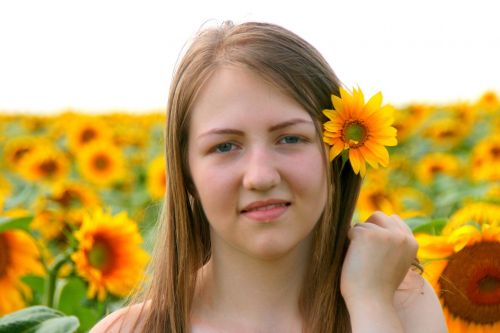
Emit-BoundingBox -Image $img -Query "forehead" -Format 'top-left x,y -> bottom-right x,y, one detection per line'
189,66 -> 313,133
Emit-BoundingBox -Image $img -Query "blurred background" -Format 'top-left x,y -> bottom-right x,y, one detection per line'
1,0 -> 500,113
0,1 -> 499,332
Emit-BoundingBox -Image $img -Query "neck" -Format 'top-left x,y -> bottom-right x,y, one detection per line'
193,233 -> 312,332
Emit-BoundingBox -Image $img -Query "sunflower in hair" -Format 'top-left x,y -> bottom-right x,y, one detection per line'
322,87 -> 397,176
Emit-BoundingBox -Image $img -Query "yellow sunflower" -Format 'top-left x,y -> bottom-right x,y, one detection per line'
49,181 -> 101,210
486,185 -> 500,200
17,146 -> 70,183
0,230 -> 44,315
2,136 -> 47,171
0,176 -> 12,212
46,181 -> 101,229
471,135 -> 500,181
444,102 -> 477,128
322,87 -> 398,176
0,175 -> 12,197
416,152 -> 460,184
357,182 -> 398,220
146,156 -> 167,200
72,208 -> 149,301
30,208 -> 68,242
393,187 -> 433,219
66,116 -> 113,153
415,203 -> 500,332
106,114 -> 150,148
76,140 -> 126,187
475,90 -> 499,114
423,118 -> 469,147
19,115 -> 50,134
357,182 -> 432,221
392,104 -> 432,142
443,202 -> 500,234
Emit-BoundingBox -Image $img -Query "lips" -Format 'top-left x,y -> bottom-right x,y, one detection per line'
241,199 -> 291,222
241,199 -> 291,213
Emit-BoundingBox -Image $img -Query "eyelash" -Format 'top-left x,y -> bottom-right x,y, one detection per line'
212,135 -> 307,154
278,135 -> 303,144
214,142 -> 238,153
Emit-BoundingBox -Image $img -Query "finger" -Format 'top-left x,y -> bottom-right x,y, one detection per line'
347,221 -> 383,240
390,214 -> 413,235
364,211 -> 400,231
390,215 -> 419,254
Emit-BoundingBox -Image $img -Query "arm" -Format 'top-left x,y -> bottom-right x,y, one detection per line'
341,212 -> 446,333
346,293 -> 404,333
346,273 -> 448,333
395,274 -> 448,333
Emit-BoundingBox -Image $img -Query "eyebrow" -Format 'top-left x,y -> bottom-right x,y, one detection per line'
197,118 -> 314,139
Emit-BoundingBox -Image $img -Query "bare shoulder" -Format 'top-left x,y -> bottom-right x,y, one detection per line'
394,270 -> 448,333
89,301 -> 150,333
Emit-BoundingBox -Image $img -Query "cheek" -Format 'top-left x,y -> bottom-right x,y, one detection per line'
190,161 -> 237,219
288,151 -> 328,210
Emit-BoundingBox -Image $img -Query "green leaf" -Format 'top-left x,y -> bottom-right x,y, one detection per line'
0,305 -> 79,333
407,217 -> 448,235
56,277 -> 103,333
21,275 -> 46,306
0,216 -> 33,233
25,316 -> 79,333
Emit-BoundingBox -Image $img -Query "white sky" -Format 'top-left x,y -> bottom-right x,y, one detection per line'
1,0 -> 499,114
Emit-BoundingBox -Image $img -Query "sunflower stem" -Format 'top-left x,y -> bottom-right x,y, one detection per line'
43,252 -> 70,308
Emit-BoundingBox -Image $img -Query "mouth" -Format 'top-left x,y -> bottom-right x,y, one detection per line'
240,200 -> 291,222
241,200 -> 291,213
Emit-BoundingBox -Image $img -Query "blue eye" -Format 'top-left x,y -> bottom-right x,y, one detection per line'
215,142 -> 235,153
280,136 -> 301,144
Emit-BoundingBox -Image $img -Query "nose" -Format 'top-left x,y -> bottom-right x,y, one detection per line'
242,147 -> 281,191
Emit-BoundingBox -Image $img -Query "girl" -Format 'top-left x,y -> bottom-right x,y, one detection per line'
91,21 -> 446,332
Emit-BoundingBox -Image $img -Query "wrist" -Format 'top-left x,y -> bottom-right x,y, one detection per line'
343,288 -> 394,308
344,292 -> 394,313
345,294 -> 403,333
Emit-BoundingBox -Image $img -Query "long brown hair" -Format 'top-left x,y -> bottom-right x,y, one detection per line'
138,21 -> 362,332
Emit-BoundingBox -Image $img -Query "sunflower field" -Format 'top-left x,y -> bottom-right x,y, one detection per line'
0,91 -> 499,332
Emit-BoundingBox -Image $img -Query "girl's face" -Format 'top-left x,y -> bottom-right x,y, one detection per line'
188,66 -> 328,260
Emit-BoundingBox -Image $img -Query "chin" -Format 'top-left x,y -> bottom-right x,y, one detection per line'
245,238 -> 307,262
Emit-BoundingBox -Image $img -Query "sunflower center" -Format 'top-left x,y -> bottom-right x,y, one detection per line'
39,159 -> 59,177
438,129 -> 456,138
483,93 -> 496,103
491,146 -> 500,159
87,238 -> 112,271
342,121 -> 367,147
14,148 -> 31,162
369,191 -> 389,210
430,165 -> 443,174
478,276 -> 499,293
440,241 -> 500,324
93,154 -> 110,171
0,234 -> 9,277
56,189 -> 82,208
81,128 -> 97,144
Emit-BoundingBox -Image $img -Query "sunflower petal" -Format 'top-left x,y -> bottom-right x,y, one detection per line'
329,144 -> 345,161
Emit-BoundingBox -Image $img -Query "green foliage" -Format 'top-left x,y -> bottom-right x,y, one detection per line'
406,217 -> 448,235
55,277 -> 104,333
0,216 -> 33,233
0,306 -> 79,333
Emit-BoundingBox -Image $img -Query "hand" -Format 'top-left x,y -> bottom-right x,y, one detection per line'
340,211 -> 418,305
